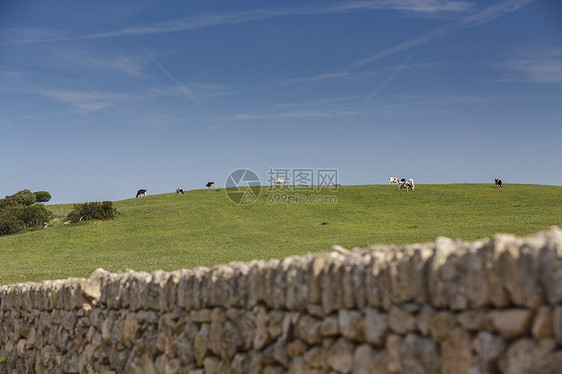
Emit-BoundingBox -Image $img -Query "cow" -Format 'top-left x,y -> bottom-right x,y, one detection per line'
495,178 -> 503,188
136,189 -> 147,198
389,177 -> 400,184
274,178 -> 287,185
206,182 -> 215,189
399,181 -> 414,191
176,187 -> 184,196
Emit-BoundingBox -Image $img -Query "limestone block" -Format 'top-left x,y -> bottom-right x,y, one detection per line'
327,338 -> 355,373
399,333 -> 440,374
532,306 -> 553,339
499,239 -> 543,308
160,270 -> 181,312
338,309 -> 364,341
230,352 -> 249,374
388,306 -> 416,335
532,351 -> 562,374
441,328 -> 471,374
481,237 -> 510,308
489,309 -> 532,340
498,338 -> 555,374
285,256 -> 309,311
227,262 -> 250,308
194,323 -> 210,366
428,237 -> 457,308
415,304 -> 434,336
308,254 -> 328,305
208,265 -> 233,308
321,255 -> 345,314
320,315 -> 339,337
295,315 -> 322,345
554,306 -> 562,345
539,228 -> 562,304
428,311 -> 456,342
247,260 -> 267,307
303,346 -> 324,368
352,344 -> 388,374
263,260 -> 281,308
456,310 -> 488,331
176,269 -> 194,311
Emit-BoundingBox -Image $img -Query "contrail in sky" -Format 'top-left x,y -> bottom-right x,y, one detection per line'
150,55 -> 254,160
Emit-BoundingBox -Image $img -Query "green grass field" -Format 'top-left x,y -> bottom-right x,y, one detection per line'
1,184 -> 560,285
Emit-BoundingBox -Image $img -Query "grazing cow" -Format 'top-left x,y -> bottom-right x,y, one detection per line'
136,189 -> 147,198
274,178 -> 287,185
495,178 -> 503,188
206,182 -> 215,189
399,181 -> 415,191
389,177 -> 400,184
408,179 -> 414,186
176,187 -> 184,196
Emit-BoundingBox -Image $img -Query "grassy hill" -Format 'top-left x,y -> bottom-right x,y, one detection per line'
1,184 -> 561,285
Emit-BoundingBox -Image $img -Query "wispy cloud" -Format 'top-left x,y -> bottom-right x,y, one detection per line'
324,0 -> 473,14
274,96 -> 360,110
1,1 -> 472,45
0,28 -> 66,44
283,0 -> 537,86
499,47 -> 562,83
67,54 -> 148,78
221,109 -> 352,122
39,90 -> 132,113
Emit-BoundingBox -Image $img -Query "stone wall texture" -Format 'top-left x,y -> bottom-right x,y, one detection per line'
2,227 -> 562,373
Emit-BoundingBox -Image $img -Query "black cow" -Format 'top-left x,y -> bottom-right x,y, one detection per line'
176,187 -> 184,196
206,182 -> 215,189
495,178 -> 503,188
136,189 -> 147,198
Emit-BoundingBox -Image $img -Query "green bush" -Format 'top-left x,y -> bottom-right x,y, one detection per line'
0,207 -> 26,235
0,204 -> 52,235
65,201 -> 117,223
0,189 -> 53,235
20,204 -> 53,227
5,189 -> 36,206
33,191 -> 52,203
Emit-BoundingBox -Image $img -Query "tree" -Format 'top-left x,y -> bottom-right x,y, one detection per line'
33,191 -> 51,203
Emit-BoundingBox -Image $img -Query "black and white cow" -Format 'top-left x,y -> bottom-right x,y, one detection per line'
399,181 -> 415,191
495,178 -> 503,188
176,187 -> 184,196
206,182 -> 215,189
136,189 -> 147,198
389,177 -> 400,184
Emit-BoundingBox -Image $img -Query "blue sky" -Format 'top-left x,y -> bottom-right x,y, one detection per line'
1,0 -> 561,204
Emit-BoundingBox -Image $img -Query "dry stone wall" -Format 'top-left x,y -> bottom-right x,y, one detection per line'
2,227 -> 562,373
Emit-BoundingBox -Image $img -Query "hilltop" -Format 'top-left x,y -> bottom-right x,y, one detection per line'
1,184 -> 560,285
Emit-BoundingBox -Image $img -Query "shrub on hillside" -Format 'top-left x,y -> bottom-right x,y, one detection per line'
0,189 -> 54,235
0,204 -> 52,235
65,201 -> 116,223
4,189 -> 36,206
33,191 -> 51,203
20,204 -> 53,227
0,207 -> 26,235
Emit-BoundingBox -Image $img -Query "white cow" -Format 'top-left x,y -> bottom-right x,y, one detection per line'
176,187 -> 184,196
274,178 -> 287,185
389,177 -> 400,184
